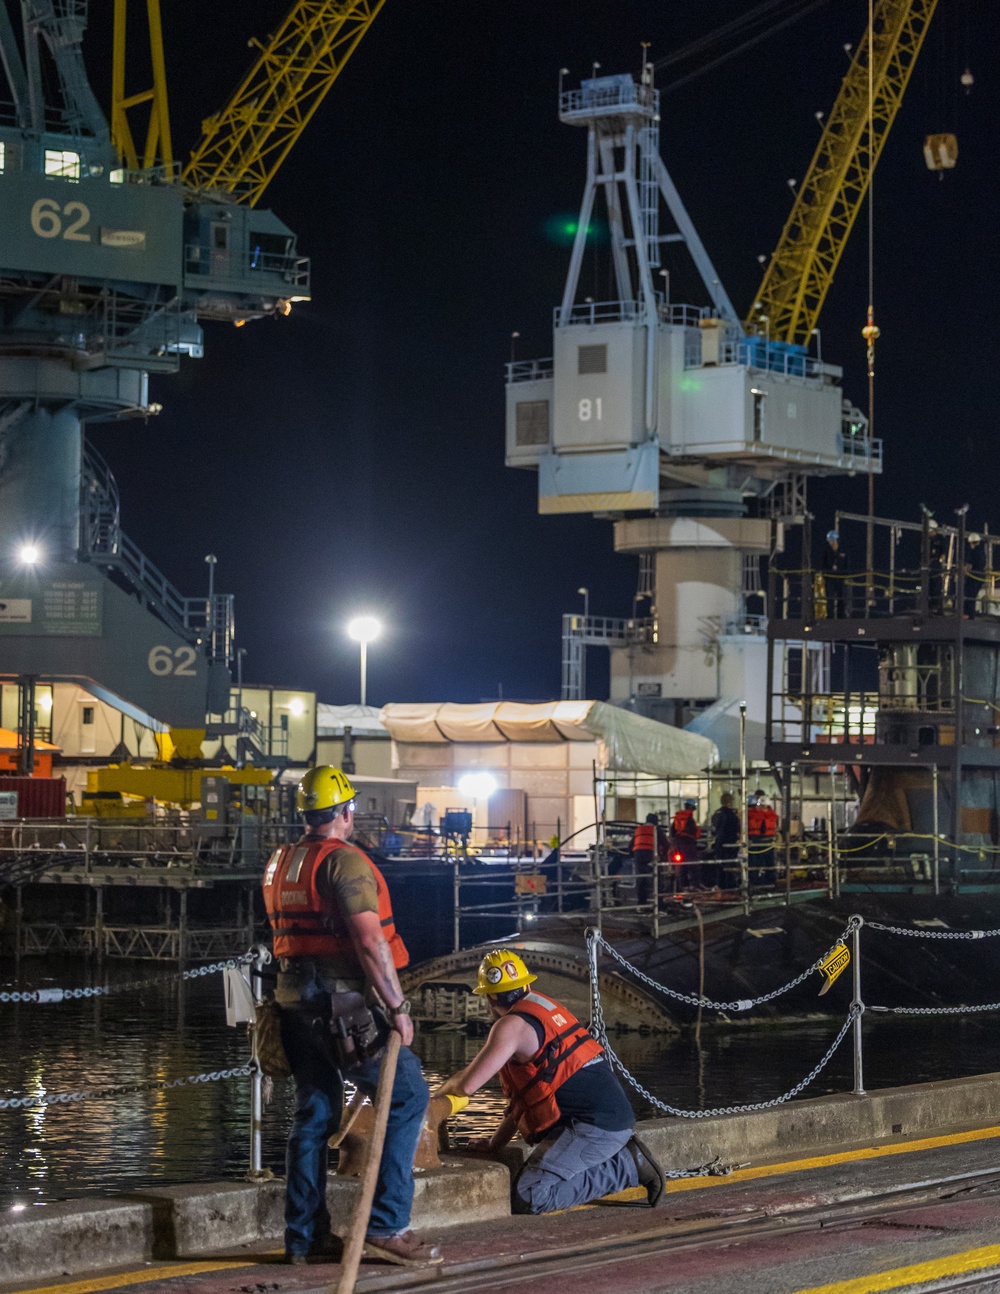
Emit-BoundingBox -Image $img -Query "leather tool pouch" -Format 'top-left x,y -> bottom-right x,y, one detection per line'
328,992 -> 388,1073
253,996 -> 292,1079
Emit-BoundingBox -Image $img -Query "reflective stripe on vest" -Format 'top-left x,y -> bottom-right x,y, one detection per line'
633,823 -> 656,852
499,990 -> 604,1143
261,840 -> 409,969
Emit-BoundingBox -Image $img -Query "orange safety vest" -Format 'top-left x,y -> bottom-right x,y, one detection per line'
261,839 -> 409,970
633,823 -> 656,852
671,809 -> 698,839
499,989 -> 604,1143
748,805 -> 776,839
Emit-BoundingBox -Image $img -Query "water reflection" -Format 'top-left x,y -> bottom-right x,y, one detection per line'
0,957 -> 996,1206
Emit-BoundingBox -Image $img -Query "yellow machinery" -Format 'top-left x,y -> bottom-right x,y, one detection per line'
749,0 -> 938,346
85,728 -> 273,810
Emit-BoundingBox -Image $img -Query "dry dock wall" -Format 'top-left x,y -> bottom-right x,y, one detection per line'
5,1072 -> 1000,1285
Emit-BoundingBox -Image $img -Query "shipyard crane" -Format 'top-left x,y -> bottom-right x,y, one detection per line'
111,0 -> 386,207
0,0 -> 381,755
750,0 -> 938,347
505,0 -> 941,758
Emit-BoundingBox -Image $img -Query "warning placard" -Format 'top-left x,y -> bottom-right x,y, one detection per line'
818,943 -> 850,996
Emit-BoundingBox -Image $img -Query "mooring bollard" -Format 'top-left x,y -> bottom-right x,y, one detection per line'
850,915 -> 866,1096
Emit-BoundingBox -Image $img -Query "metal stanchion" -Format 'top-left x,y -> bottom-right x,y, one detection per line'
851,915 -> 866,1096
452,856 -> 460,953
826,801 -> 835,898
249,944 -> 270,1177
932,762 -> 941,896
652,849 -> 660,940
739,702 -> 750,913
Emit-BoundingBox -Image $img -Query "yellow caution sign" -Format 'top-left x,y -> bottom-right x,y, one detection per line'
817,943 -> 850,996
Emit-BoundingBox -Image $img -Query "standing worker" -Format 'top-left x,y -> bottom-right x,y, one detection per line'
631,813 -> 658,905
747,790 -> 779,887
709,792 -> 740,889
262,765 -> 442,1269
670,798 -> 701,889
821,530 -> 850,618
435,950 -> 664,1213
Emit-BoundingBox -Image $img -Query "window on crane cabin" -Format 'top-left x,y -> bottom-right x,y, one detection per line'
44,150 -> 80,179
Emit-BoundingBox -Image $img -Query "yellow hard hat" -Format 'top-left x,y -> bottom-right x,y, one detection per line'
473,948 -> 537,996
297,765 -> 356,814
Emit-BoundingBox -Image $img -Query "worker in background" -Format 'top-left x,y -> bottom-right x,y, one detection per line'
435,950 -> 664,1213
670,798 -> 701,889
928,518 -> 948,613
262,766 -> 442,1269
747,790 -> 779,887
965,533 -> 985,619
709,791 -> 740,889
821,530 -> 850,618
631,813 -> 658,905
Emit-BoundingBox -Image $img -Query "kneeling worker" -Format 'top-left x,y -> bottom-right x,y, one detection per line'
434,950 -> 664,1214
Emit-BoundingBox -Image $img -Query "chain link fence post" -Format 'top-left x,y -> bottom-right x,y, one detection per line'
851,914 -> 866,1096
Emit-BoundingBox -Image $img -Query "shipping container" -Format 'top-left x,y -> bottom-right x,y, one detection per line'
0,776 -> 67,819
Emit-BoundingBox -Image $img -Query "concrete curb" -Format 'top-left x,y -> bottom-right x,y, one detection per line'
4,1072 -> 1000,1285
0,1159 -> 511,1284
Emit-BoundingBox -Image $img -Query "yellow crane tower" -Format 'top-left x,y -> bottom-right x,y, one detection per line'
111,0 -> 386,205
750,0 -> 938,347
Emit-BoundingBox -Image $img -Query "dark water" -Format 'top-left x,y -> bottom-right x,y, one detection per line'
1,957 -> 997,1208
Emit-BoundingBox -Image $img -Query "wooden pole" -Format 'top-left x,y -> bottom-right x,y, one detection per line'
335,1031 -> 402,1294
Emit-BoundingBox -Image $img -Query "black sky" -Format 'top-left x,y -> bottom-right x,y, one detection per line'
82,0 -> 998,707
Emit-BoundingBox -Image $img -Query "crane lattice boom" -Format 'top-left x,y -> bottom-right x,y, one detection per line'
750,0 -> 937,347
182,0 -> 385,206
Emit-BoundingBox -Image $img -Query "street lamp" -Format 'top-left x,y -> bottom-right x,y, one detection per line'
811,327 -> 822,366
347,615 -> 381,707
577,586 -> 590,619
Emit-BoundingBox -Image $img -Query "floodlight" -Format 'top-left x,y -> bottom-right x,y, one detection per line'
347,615 -> 381,645
458,772 -> 497,801
17,543 -> 40,565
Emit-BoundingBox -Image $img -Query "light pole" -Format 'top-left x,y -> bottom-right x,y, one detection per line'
347,616 -> 381,707
576,587 -> 589,699
204,554 -> 217,661
811,327 -> 822,366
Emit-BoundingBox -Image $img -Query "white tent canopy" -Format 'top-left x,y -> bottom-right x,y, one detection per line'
316,703 -> 388,737
379,701 -> 717,776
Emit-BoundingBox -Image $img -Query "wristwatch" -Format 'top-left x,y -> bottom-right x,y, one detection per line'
390,998 -> 411,1016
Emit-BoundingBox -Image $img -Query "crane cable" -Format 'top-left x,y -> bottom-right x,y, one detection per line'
652,0 -> 834,95
861,0 -> 880,596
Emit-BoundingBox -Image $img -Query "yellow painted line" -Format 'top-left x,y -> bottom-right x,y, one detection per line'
660,1121 -> 1000,1193
792,1242 -> 1000,1293
15,1254 -> 281,1294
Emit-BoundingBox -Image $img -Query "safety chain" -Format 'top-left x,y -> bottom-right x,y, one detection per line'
870,1002 -> 1000,1017
866,921 -> 1000,940
0,953 -> 254,1005
0,1063 -> 254,1110
599,1006 -> 859,1122
588,920 -> 857,1012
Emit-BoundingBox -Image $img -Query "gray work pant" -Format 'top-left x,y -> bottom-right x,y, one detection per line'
512,1120 -> 637,1214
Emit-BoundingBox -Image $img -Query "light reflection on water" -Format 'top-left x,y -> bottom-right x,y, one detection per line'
0,957 -> 997,1206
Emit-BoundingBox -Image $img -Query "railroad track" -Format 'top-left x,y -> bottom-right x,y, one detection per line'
342,1165 -> 1000,1294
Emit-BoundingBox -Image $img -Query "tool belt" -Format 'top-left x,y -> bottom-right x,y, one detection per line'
329,991 -> 388,1073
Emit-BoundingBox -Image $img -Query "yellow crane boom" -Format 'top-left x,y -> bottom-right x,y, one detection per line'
749,0 -> 937,347
182,0 -> 386,206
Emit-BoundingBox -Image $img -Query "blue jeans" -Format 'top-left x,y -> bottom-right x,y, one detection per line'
513,1121 -> 637,1214
279,1006 -> 429,1257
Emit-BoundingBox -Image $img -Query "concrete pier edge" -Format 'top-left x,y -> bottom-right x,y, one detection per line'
3,1071 -> 1000,1286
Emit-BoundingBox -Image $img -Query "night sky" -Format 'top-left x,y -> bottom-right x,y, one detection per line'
81,1 -> 997,707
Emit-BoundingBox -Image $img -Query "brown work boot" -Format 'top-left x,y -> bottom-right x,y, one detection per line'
363,1230 -> 444,1267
